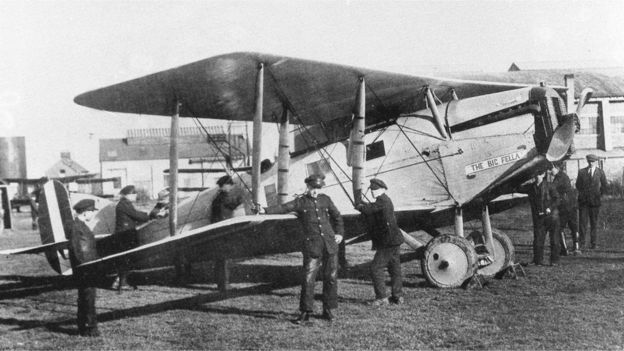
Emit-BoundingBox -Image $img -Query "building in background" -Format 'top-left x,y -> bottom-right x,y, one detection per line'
99,124 -> 249,198
45,151 -> 90,179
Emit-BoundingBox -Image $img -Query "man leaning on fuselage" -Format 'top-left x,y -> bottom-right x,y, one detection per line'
265,174 -> 344,325
112,185 -> 152,291
356,178 -> 404,306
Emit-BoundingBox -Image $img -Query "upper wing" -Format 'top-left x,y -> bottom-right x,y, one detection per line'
74,52 -> 528,126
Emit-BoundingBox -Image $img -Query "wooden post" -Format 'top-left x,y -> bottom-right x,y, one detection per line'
352,77 -> 366,204
277,106 -> 290,204
251,63 -> 264,209
169,101 -> 180,236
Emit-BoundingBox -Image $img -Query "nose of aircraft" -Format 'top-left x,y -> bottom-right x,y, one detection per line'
545,88 -> 593,162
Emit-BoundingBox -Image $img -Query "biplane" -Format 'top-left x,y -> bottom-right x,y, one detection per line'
2,52 -> 593,289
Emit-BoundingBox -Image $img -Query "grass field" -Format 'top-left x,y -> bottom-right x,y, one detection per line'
1,199 -> 624,350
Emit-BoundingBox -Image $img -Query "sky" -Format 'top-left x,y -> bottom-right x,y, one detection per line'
1,0 -> 623,177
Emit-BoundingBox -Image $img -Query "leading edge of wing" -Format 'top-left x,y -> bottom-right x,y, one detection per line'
74,214 -> 296,273
74,52 -> 529,126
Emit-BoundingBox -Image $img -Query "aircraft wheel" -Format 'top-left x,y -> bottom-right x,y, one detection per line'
468,230 -> 515,278
421,235 -> 477,288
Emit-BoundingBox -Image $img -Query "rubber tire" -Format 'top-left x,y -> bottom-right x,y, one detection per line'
421,235 -> 478,288
467,230 -> 515,278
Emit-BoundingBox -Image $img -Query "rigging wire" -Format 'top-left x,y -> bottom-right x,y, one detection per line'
190,116 -> 253,195
395,121 -> 457,203
373,120 -> 403,177
265,66 -> 363,205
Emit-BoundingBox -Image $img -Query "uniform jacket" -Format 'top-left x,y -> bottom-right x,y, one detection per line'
114,197 -> 150,233
525,180 -> 560,218
576,166 -> 607,207
69,217 -> 98,267
551,171 -> 577,213
266,193 -> 344,258
356,193 -> 403,250
211,190 -> 244,223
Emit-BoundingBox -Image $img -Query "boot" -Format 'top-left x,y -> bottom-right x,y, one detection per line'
293,311 -> 311,325
559,231 -> 569,256
572,232 -> 581,255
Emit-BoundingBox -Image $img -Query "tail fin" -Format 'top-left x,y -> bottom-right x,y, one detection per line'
37,180 -> 74,274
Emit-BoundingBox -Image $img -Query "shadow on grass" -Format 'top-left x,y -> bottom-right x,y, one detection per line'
0,249 -> 427,335
0,275 -> 76,299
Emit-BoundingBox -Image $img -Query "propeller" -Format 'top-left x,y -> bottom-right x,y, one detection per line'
575,88 -> 594,116
545,88 -> 593,161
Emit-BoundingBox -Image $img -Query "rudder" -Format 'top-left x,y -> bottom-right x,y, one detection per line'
37,180 -> 73,274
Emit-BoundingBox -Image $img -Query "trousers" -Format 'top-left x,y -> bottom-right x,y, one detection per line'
300,248 -> 338,312
533,213 -> 560,265
370,245 -> 402,299
579,205 -> 600,247
77,285 -> 97,332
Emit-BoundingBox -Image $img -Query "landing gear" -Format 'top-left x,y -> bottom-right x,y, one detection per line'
467,230 -> 515,278
419,204 -> 518,288
421,235 -> 477,288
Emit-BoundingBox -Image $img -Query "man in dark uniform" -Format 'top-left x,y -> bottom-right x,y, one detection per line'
549,162 -> 580,255
113,185 -> 152,290
149,187 -> 170,219
210,175 -> 245,291
265,174 -> 344,324
356,178 -> 404,306
526,171 -> 561,266
576,154 -> 608,249
69,199 -> 100,337
211,175 -> 244,223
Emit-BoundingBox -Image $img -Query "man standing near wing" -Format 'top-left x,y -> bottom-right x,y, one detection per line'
265,174 -> 344,324
112,185 -> 152,291
69,199 -> 100,337
356,178 -> 404,306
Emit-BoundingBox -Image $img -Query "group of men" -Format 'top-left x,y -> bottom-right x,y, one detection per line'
62,151 -> 611,335
67,185 -> 170,336
526,154 -> 608,266
265,175 -> 403,324
66,174 -> 402,334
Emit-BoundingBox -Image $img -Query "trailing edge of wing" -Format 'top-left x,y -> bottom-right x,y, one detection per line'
74,52 -> 528,126
0,241 -> 69,255
75,214 -> 296,274
0,234 -> 111,255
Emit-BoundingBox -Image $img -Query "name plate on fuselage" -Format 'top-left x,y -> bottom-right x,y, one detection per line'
465,150 -> 527,175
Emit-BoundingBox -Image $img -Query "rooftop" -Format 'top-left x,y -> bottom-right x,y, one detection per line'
450,68 -> 624,99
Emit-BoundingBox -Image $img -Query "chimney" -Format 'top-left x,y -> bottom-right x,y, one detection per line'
61,151 -> 71,160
